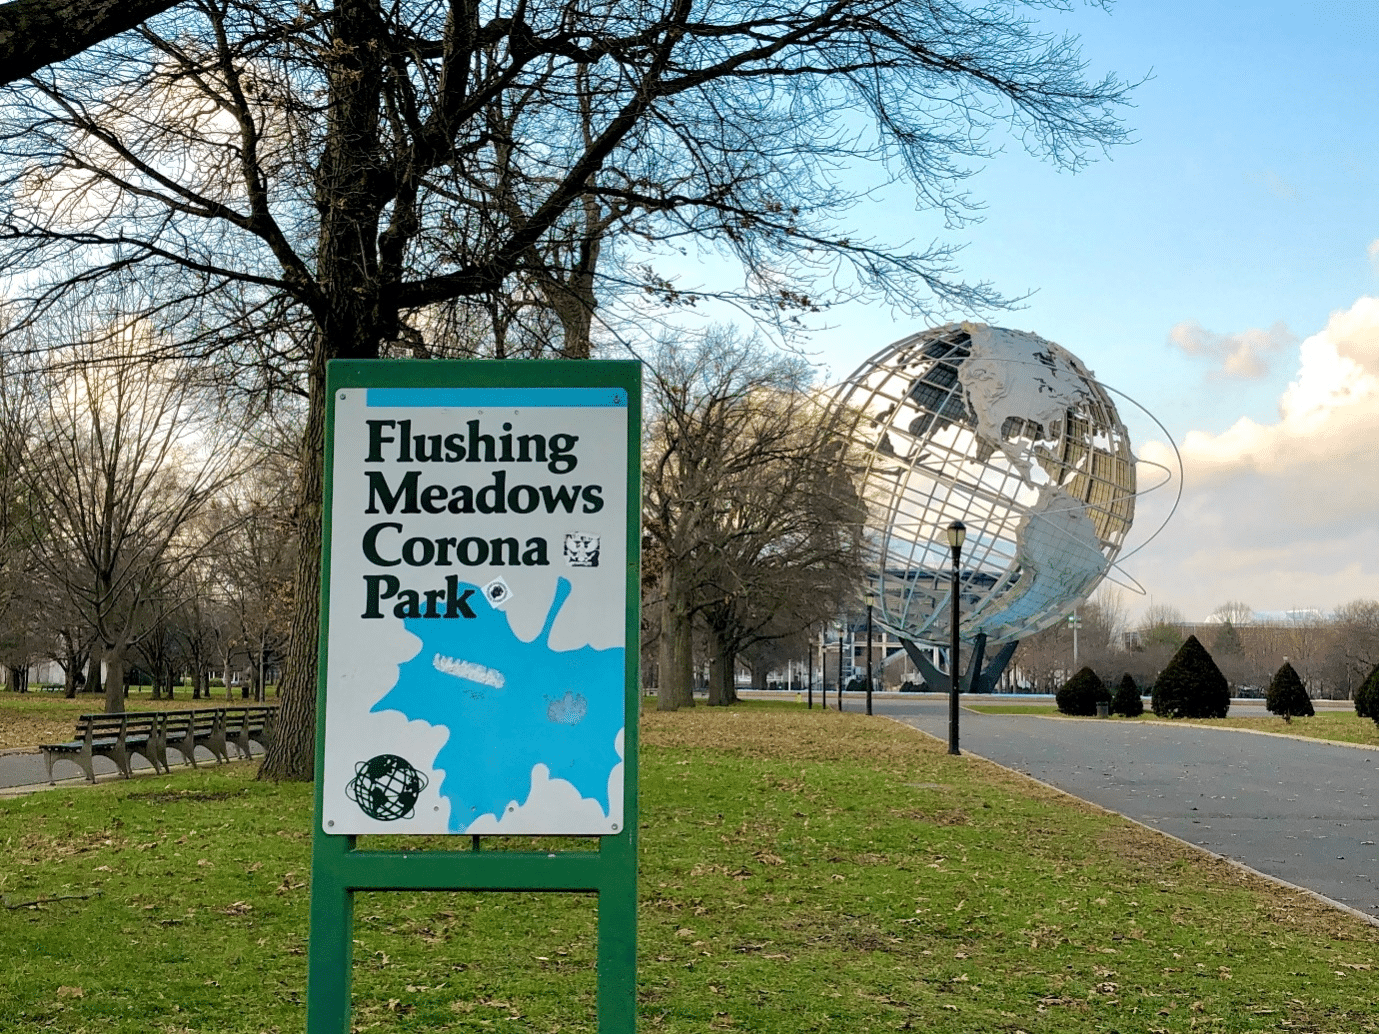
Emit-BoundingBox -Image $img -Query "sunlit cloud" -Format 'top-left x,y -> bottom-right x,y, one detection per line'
1131,297 -> 1379,618
1167,319 -> 1295,379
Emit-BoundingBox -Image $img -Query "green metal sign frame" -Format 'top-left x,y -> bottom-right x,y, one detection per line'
307,359 -> 641,1033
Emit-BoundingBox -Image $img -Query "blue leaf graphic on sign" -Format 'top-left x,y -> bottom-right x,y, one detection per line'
371,577 -> 623,830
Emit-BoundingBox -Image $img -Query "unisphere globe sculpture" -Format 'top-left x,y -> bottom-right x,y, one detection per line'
831,322 -> 1137,649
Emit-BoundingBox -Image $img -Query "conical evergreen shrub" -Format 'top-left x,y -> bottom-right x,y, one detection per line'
1111,673 -> 1143,717
1150,634 -> 1229,719
1356,664 -> 1379,724
1265,661 -> 1313,722
1056,666 -> 1110,716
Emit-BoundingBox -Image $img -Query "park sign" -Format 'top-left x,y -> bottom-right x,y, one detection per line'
308,359 -> 640,1034
321,368 -> 634,835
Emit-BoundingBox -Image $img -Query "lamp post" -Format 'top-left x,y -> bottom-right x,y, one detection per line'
836,623 -> 845,711
865,590 -> 875,716
1068,610 -> 1081,671
947,520 -> 966,756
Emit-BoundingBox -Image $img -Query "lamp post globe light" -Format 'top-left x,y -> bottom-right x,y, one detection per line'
947,520 -> 966,756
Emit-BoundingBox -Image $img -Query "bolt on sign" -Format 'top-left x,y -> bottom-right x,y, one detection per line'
308,360 -> 640,1034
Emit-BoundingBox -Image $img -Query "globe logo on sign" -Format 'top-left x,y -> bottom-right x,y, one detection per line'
345,754 -> 429,821
830,323 -> 1173,668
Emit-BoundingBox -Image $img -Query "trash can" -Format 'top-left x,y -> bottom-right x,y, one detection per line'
1096,701 -> 1110,718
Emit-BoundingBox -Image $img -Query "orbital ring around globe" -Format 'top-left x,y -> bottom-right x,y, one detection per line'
828,322 -> 1180,651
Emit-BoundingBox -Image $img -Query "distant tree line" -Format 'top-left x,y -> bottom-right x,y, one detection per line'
1016,594 -> 1379,702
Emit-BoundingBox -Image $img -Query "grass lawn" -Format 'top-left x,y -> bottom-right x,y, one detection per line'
966,704 -> 1379,748
0,688 -> 276,751
1168,712 -> 1379,748
1,704 -> 1376,1032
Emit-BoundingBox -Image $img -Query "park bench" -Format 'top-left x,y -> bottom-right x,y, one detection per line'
40,712 -> 165,784
222,705 -> 276,760
161,709 -> 231,768
40,705 -> 278,784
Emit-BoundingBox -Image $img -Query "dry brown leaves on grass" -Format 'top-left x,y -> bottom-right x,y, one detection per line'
0,717 -> 73,751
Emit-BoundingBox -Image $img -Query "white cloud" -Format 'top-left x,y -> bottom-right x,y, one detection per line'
1130,297 -> 1379,619
1368,238 -> 1379,271
1167,319 -> 1295,379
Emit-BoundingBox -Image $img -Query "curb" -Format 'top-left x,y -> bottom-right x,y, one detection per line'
969,710 -> 1379,753
1133,718 -> 1379,753
883,715 -> 1379,930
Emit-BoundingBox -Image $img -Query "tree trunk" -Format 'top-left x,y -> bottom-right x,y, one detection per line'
259,0 -> 386,779
258,346 -> 327,780
707,635 -> 737,707
656,565 -> 694,711
0,0 -> 184,87
86,642 -> 102,696
104,647 -> 125,714
751,660 -> 768,692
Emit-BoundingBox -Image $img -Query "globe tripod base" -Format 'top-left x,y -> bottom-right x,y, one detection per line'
899,634 -> 1018,696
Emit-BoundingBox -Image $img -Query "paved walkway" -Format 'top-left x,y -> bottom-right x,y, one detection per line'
0,744 -> 263,794
872,696 -> 1379,920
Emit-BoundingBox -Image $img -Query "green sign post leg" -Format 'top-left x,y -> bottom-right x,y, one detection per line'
307,832 -> 356,1034
597,831 -> 638,1032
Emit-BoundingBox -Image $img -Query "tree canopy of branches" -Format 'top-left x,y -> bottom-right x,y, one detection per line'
1011,590 -> 1125,692
19,339 -> 241,712
644,329 -> 867,709
0,0 -> 1134,775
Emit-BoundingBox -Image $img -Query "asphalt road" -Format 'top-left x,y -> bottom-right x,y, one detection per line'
869,695 -> 1379,919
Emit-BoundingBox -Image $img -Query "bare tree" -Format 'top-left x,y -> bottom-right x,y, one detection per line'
20,337 -> 243,712
644,328 -> 868,709
214,441 -> 297,702
0,0 -> 1135,774
1210,600 -> 1255,624
1326,599 -> 1379,699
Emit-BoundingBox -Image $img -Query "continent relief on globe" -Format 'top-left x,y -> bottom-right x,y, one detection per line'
843,321 -> 1134,648
956,326 -> 1111,640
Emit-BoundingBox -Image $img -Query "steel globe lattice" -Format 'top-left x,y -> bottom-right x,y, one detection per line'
831,323 -> 1137,648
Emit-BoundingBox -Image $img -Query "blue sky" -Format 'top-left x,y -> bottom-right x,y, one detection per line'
797,1 -> 1379,623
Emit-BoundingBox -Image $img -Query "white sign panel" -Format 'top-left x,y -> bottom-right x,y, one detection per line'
322,386 -> 628,835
